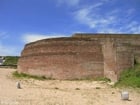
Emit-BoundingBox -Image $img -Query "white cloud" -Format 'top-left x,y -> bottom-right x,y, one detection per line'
74,6 -> 116,29
74,1 -> 140,33
22,33 -> 68,43
125,21 -> 140,33
92,2 -> 103,9
56,0 -> 80,6
75,7 -> 95,27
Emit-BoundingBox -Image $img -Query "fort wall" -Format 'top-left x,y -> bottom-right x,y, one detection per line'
18,38 -> 104,79
18,34 -> 140,81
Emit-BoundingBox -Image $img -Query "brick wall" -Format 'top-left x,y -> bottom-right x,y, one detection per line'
18,34 -> 140,81
18,38 -> 104,80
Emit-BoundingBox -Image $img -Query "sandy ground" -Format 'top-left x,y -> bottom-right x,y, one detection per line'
0,68 -> 140,105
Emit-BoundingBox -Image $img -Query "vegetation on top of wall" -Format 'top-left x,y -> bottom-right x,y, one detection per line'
115,63 -> 140,88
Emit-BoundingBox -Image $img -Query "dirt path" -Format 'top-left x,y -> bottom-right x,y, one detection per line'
0,68 -> 140,105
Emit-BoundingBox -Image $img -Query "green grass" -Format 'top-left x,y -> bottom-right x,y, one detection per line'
68,77 -> 111,82
115,63 -> 140,88
95,87 -> 101,89
13,71 -> 111,82
12,71 -> 54,80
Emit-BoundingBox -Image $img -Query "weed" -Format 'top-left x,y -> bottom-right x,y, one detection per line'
75,88 -> 80,90
95,87 -> 101,89
54,87 -> 59,89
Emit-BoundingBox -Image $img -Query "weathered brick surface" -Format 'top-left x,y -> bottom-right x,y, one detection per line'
102,39 -> 118,82
18,38 -> 104,80
18,34 -> 140,81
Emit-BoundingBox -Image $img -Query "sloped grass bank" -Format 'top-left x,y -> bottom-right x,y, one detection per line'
115,64 -> 140,88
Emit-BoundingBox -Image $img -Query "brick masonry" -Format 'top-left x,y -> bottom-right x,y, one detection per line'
18,33 -> 140,82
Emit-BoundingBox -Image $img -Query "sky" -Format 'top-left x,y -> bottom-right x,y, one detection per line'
0,0 -> 140,56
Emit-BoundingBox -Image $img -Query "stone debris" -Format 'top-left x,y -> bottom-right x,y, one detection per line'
16,82 -> 21,89
121,91 -> 129,100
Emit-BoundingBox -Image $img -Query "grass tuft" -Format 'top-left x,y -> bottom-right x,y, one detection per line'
54,87 -> 59,89
75,88 -> 80,90
95,87 -> 101,89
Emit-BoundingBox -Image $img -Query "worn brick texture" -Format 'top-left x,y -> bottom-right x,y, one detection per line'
18,34 -> 140,81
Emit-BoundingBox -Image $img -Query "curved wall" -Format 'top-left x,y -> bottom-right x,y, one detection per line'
18,38 -> 104,79
18,34 -> 140,81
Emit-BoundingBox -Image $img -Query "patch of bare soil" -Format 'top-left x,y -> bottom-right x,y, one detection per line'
0,68 -> 140,105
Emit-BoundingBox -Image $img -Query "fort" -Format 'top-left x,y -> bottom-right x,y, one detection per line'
18,33 -> 140,82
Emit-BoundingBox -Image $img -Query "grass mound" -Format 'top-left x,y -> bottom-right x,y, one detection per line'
13,71 -> 53,80
115,63 -> 140,88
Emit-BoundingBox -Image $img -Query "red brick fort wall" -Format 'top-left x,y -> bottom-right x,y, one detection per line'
18,34 -> 140,81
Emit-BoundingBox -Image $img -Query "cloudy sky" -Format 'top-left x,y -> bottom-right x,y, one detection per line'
0,0 -> 140,56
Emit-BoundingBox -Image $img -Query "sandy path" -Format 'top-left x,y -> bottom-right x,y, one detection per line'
0,68 -> 140,105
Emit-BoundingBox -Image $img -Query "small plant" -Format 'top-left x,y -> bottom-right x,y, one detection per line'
12,71 -> 54,80
95,87 -> 101,89
112,92 -> 115,94
75,88 -> 80,90
54,87 -> 59,89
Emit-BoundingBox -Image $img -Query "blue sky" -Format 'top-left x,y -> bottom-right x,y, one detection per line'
0,0 -> 140,56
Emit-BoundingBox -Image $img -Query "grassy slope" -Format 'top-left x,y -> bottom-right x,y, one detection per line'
115,63 -> 140,88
